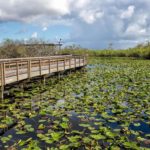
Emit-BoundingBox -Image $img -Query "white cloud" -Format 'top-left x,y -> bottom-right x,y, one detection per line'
0,0 -> 70,23
120,5 -> 135,19
79,10 -> 104,24
45,0 -> 70,15
125,24 -> 146,36
31,32 -> 38,38
0,0 -> 150,49
73,0 -> 91,9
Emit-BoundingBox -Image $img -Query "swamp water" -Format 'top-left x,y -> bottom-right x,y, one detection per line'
0,58 -> 150,150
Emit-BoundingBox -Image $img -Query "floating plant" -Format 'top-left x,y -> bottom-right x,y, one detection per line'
0,58 -> 150,149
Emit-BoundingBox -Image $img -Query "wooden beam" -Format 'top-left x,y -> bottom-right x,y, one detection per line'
57,59 -> 59,72
69,58 -> 71,69
3,63 -> 6,85
49,59 -> 51,74
83,56 -> 85,65
0,63 -> 4,101
39,59 -> 42,76
16,62 -> 19,81
74,57 -> 76,68
79,56 -> 81,67
28,60 -> 31,78
64,58 -> 66,70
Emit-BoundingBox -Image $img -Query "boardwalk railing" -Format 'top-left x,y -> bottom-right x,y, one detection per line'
0,55 -> 87,99
0,55 -> 87,87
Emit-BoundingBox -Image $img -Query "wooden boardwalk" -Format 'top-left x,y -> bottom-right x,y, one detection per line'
0,55 -> 87,99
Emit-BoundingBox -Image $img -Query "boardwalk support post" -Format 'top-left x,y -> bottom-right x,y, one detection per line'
43,76 -> 46,86
0,85 -> 4,101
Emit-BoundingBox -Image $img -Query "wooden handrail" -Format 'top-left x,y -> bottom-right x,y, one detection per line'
0,55 -> 73,63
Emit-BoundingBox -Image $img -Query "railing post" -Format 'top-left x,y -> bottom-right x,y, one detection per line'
69,57 -> 71,69
16,62 -> 19,81
39,59 -> 42,75
3,63 -> 6,85
74,57 -> 76,68
57,58 -> 59,72
0,63 -> 4,101
83,56 -> 85,65
28,60 -> 31,78
49,59 -> 51,74
85,56 -> 87,65
79,56 -> 81,67
64,58 -> 66,70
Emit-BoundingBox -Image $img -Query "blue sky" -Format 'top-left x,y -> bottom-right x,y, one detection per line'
0,22 -> 70,43
0,0 -> 150,49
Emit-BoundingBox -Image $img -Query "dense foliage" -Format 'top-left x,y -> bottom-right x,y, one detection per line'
0,58 -> 150,149
0,39 -> 58,58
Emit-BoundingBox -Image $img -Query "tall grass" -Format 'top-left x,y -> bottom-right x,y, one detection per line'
60,45 -> 150,59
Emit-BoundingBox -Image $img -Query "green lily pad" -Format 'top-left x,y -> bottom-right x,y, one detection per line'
90,134 -> 106,140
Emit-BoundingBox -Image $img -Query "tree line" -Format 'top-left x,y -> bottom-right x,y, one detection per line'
0,39 -> 150,59
0,39 -> 59,59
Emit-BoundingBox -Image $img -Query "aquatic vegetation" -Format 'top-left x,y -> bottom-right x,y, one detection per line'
0,58 -> 150,149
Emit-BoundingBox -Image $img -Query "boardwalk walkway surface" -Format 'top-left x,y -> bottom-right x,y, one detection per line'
0,55 -> 87,99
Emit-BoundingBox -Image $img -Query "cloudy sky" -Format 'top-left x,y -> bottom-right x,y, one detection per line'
0,0 -> 150,49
